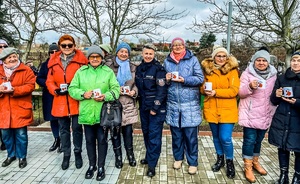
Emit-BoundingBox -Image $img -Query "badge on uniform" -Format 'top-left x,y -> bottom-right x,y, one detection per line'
157,79 -> 165,86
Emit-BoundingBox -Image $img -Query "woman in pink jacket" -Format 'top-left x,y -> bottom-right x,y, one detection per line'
238,49 -> 277,183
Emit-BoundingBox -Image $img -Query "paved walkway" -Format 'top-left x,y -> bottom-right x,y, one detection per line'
0,130 -> 295,184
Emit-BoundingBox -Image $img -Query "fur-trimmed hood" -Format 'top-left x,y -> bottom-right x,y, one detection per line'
201,56 -> 239,75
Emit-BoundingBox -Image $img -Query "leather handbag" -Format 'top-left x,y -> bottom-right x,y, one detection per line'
100,91 -> 122,135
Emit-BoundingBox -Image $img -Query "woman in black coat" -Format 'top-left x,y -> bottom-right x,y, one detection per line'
36,43 -> 60,152
269,51 -> 300,184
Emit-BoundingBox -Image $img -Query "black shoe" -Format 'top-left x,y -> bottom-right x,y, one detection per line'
126,148 -> 136,167
75,152 -> 83,169
2,156 -> 16,167
226,159 -> 235,179
140,159 -> 148,165
19,158 -> 27,169
147,167 -> 155,177
61,156 -> 70,170
57,146 -> 62,153
85,166 -> 97,179
212,154 -> 225,172
96,167 -> 105,181
275,167 -> 289,184
49,138 -> 60,152
0,143 -> 6,151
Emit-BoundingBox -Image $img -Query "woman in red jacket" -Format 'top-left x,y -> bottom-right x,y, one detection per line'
46,34 -> 88,170
0,47 -> 35,169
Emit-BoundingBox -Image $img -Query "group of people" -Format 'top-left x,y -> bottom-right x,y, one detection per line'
0,35 -> 299,184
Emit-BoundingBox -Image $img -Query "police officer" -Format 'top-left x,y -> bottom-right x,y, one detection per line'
135,44 -> 167,177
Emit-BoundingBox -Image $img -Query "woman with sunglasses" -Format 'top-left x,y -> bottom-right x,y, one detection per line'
36,43 -> 61,153
0,38 -> 9,151
46,34 -> 88,170
200,45 -> 240,179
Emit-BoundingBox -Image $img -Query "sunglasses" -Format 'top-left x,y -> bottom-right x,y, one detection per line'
60,44 -> 74,48
89,56 -> 102,60
0,45 -> 8,49
49,51 -> 57,54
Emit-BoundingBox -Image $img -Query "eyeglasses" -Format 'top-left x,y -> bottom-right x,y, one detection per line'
173,44 -> 184,48
216,55 -> 227,58
0,45 -> 8,49
60,44 -> 74,48
49,51 -> 57,54
89,56 -> 102,60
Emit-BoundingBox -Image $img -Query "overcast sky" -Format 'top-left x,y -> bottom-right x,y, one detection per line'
38,0 -> 226,45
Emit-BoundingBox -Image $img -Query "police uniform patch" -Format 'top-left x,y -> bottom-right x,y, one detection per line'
157,79 -> 165,86
154,100 -> 161,105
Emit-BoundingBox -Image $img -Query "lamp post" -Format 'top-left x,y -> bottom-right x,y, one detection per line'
227,0 -> 233,53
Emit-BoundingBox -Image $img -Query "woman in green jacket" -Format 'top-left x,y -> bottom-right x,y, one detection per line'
69,45 -> 120,181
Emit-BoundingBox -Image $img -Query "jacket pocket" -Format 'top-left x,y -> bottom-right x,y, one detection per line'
17,101 -> 32,119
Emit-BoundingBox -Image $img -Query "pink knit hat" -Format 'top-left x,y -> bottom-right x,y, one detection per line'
171,37 -> 185,47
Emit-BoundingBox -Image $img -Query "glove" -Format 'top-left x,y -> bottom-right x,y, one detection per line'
55,89 -> 68,95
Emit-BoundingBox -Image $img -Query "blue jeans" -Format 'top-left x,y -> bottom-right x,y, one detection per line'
209,123 -> 234,159
1,127 -> 28,159
242,127 -> 267,159
170,126 -> 199,166
58,115 -> 83,156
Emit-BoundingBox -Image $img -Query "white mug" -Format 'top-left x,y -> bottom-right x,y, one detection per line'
171,72 -> 179,80
123,86 -> 130,94
92,88 -> 101,98
204,82 -> 212,91
257,80 -> 266,89
283,87 -> 293,97
2,81 -> 12,91
60,83 -> 68,92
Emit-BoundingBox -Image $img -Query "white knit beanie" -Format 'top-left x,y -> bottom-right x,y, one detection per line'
211,45 -> 228,59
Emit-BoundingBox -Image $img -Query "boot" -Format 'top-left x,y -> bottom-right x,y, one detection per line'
114,147 -> 123,169
126,148 -> 136,167
61,155 -> 70,170
244,158 -> 256,183
253,156 -> 267,175
291,171 -> 300,184
74,152 -> 83,169
275,167 -> 289,184
49,137 -> 60,152
212,154 -> 225,172
226,159 -> 235,179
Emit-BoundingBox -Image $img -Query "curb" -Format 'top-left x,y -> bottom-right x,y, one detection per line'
28,126 -> 247,137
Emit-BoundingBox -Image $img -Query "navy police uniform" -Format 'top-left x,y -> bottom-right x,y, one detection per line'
135,59 -> 167,168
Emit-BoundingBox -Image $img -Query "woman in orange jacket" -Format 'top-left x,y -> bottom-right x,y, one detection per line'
0,47 -> 35,169
46,34 -> 88,170
200,45 -> 240,179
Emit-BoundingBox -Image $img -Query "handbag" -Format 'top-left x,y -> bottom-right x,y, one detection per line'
100,91 -> 122,138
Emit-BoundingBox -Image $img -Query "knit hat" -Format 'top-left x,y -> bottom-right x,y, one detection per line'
291,51 -> 300,59
171,37 -> 185,47
99,44 -> 113,54
87,45 -> 104,59
49,42 -> 59,52
143,43 -> 157,51
0,39 -> 8,46
0,47 -> 18,60
211,45 -> 228,59
251,50 -> 270,63
116,42 -> 131,55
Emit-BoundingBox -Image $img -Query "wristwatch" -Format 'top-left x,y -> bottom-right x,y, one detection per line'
81,92 -> 85,99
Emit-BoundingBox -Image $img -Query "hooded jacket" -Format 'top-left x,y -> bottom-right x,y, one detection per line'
68,64 -> 120,125
268,68 -> 300,152
164,49 -> 204,128
200,56 -> 240,123
238,62 -> 277,129
0,63 -> 35,128
46,50 -> 88,117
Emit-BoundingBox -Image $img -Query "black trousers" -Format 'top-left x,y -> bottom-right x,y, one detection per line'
58,115 -> 83,156
111,124 -> 133,150
84,124 -> 108,167
278,148 -> 300,172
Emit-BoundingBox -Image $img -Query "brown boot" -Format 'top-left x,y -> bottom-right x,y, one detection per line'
244,158 -> 256,183
253,156 -> 267,175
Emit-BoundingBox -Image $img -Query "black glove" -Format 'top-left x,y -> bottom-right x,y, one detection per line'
55,89 -> 68,95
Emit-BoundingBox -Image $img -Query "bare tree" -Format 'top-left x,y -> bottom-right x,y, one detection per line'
50,0 -> 187,51
190,0 -> 300,63
3,0 -> 61,61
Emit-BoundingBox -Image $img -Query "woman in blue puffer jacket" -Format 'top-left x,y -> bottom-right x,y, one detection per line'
164,37 -> 204,175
